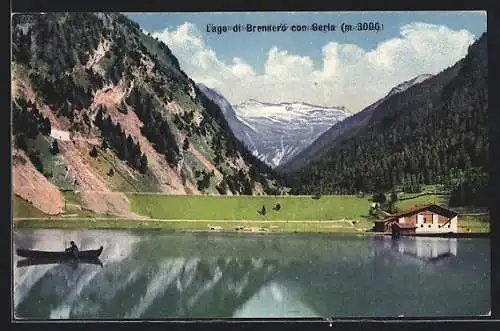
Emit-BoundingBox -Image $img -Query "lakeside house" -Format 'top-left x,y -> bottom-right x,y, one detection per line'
373,204 -> 458,236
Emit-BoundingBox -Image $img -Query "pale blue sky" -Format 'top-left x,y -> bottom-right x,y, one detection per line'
127,11 -> 485,73
125,11 -> 486,112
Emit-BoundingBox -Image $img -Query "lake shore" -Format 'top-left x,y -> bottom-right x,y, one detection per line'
13,217 -> 377,233
376,232 -> 490,238
12,216 -> 490,235
14,190 -> 489,234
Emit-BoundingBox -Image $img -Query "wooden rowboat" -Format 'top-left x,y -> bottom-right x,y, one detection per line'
16,246 -> 103,259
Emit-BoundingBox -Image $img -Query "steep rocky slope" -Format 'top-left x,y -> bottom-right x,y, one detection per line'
11,13 -> 280,215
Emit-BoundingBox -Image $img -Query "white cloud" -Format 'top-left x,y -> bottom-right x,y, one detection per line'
265,47 -> 314,81
151,22 -> 476,113
231,57 -> 256,79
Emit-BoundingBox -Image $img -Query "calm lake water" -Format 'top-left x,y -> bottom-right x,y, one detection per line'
12,229 -> 490,319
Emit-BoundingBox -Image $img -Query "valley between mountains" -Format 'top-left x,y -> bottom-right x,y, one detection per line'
11,13 -> 488,231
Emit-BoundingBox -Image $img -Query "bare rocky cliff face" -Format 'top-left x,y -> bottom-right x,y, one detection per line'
11,13 -> 280,215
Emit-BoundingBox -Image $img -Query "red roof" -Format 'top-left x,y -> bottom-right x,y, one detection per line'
383,204 -> 457,222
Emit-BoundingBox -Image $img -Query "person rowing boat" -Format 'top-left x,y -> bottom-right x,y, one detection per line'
65,241 -> 79,258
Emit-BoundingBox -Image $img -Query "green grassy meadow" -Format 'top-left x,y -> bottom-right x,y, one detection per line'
12,195 -> 48,218
458,215 -> 490,233
126,194 -> 373,221
12,183 -> 489,233
13,193 -> 117,220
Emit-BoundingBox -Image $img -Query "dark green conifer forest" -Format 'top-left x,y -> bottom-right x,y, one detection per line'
282,34 -> 488,207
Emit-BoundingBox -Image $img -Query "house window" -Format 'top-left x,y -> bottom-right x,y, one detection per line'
421,225 -> 423,227
448,224 -> 450,228
428,225 -> 431,228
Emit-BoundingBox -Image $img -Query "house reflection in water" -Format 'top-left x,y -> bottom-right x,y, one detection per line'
371,235 -> 458,266
391,237 -> 457,260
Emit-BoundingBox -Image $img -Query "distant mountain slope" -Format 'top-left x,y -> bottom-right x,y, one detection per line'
196,83 -> 248,143
11,13 -> 280,215
198,83 -> 349,168
280,74 -> 434,172
282,33 -> 487,200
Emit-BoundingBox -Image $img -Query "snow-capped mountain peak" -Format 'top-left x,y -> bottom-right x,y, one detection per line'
197,84 -> 350,168
233,100 -> 347,122
232,99 -> 351,167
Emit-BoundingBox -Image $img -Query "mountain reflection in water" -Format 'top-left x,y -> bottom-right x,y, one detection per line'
13,230 -> 490,319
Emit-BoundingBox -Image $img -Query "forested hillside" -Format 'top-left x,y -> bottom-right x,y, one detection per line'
11,13 -> 280,215
281,74 -> 433,173
283,33 -> 488,206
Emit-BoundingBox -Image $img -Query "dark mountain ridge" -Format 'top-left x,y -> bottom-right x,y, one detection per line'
280,74 -> 435,173
281,33 -> 487,206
